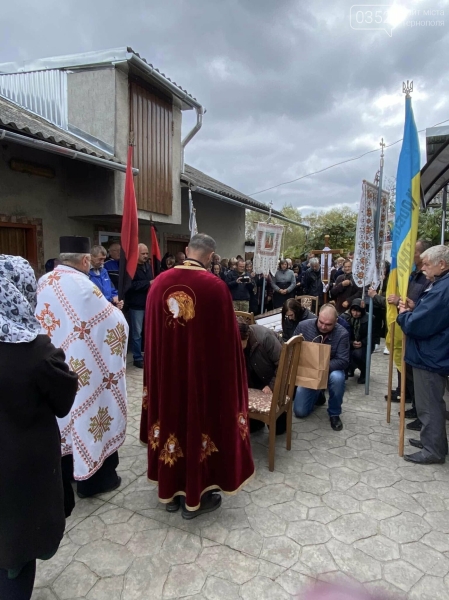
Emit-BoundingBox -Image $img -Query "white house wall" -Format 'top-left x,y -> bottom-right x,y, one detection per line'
67,68 -> 116,149
145,188 -> 245,258
0,141 -> 112,258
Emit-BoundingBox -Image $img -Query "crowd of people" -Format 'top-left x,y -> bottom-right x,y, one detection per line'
1,232 -> 448,598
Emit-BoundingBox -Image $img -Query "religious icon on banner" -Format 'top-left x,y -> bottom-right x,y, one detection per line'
353,181 -> 389,289
253,222 -> 284,276
264,232 -> 275,250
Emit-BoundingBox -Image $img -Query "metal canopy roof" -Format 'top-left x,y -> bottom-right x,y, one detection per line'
0,47 -> 201,111
0,95 -> 115,159
421,136 -> 449,207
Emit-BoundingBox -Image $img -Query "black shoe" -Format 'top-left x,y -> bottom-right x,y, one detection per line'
182,493 -> 222,520
406,419 -> 422,431
77,476 -> 121,499
409,438 -> 423,449
357,376 -> 365,385
404,451 -> 444,465
330,416 -> 343,431
166,497 -> 184,512
398,408 -> 417,419
385,392 -> 411,403
133,360 -> 144,369
315,391 -> 326,406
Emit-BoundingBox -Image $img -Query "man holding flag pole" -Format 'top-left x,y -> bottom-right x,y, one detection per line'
385,81 -> 421,456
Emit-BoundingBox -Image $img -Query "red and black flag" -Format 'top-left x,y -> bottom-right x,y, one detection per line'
118,146 -> 139,299
151,224 -> 161,277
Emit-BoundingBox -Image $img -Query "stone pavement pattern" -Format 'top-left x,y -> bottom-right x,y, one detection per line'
32,352 -> 449,600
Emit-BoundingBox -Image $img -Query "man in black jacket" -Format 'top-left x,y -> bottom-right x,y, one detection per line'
238,320 -> 287,434
302,258 -> 323,305
126,243 -> 153,368
293,304 -> 349,431
226,259 -> 254,311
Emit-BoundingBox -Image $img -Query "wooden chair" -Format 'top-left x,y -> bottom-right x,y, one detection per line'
295,295 -> 319,315
234,311 -> 255,325
247,335 -> 303,471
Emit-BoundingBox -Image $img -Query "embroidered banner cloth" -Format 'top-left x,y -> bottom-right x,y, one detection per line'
353,181 -> 389,289
253,222 -> 284,275
37,265 -> 129,480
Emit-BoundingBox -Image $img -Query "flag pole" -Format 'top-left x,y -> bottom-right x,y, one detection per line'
441,185 -> 448,245
260,201 -> 274,315
365,139 -> 385,395
399,333 -> 407,456
386,322 -> 395,423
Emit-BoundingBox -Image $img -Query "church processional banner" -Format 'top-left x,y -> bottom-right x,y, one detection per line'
353,181 -> 389,289
253,222 -> 284,276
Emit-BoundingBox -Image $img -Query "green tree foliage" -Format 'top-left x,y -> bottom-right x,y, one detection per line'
418,207 -> 448,245
302,207 -> 358,255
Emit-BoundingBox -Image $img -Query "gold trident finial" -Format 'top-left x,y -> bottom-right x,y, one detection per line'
403,80 -> 413,97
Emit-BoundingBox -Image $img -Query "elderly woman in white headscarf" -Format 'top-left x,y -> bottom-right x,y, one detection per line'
0,255 -> 78,600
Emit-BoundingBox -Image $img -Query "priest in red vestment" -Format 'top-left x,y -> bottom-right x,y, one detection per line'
140,233 -> 254,518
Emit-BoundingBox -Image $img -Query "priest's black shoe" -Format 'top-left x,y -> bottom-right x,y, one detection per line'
77,476 -> 121,499
409,438 -> 423,449
182,492 -> 222,520
330,416 -> 343,431
403,451 -> 445,465
406,419 -> 422,431
133,360 -> 144,369
166,496 -> 183,512
399,407 -> 417,419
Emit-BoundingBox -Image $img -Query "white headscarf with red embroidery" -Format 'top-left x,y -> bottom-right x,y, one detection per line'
0,255 -> 41,343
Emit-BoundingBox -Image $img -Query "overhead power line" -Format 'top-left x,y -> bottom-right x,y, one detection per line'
249,117 -> 449,197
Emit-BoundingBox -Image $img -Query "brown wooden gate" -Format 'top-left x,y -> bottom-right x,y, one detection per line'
0,223 -> 37,268
130,80 -> 173,216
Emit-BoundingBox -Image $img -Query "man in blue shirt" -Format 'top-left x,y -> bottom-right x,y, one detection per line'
104,241 -> 121,290
89,245 -> 123,309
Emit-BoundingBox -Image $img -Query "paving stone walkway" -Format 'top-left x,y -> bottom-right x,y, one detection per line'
32,350 -> 449,600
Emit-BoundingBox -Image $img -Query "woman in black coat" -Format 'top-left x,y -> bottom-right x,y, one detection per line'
0,255 -> 78,600
342,297 -> 374,385
281,298 -> 315,342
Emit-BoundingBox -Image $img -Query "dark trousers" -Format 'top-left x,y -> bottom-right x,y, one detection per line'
396,364 -> 415,404
350,347 -> 367,377
61,451 -> 119,497
0,560 -> 36,600
372,306 -> 385,345
413,367 -> 448,460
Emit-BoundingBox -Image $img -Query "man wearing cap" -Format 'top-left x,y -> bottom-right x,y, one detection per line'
36,236 -> 129,498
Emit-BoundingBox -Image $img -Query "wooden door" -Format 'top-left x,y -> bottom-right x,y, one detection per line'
166,240 -> 187,257
0,223 -> 37,267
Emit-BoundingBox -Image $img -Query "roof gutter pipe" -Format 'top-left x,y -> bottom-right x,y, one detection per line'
191,185 -> 309,229
126,53 -> 206,174
181,106 -> 204,173
0,128 -> 139,175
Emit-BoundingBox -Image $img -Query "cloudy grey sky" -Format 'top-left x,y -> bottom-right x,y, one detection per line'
2,0 -> 449,214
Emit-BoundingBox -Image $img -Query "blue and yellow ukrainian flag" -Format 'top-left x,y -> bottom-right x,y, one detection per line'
386,95 -> 421,369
